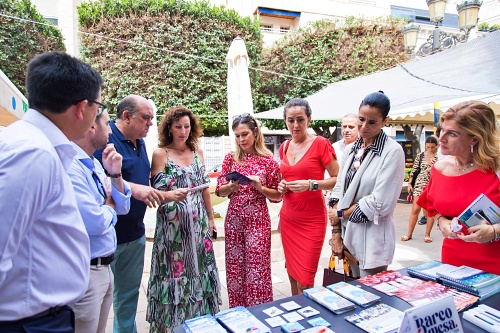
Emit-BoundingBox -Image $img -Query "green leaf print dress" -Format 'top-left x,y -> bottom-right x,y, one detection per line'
146,153 -> 221,332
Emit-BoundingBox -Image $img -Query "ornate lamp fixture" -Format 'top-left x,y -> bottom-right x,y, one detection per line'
402,0 -> 482,57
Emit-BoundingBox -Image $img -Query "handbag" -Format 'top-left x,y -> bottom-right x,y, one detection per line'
322,250 -> 360,287
410,152 -> 424,187
406,190 -> 413,203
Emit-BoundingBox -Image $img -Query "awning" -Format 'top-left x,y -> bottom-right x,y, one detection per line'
255,7 -> 300,19
255,30 -> 500,123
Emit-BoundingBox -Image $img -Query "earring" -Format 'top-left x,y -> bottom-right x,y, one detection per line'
168,132 -> 171,137
471,144 -> 474,153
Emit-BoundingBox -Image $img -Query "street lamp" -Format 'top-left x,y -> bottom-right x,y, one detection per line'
401,0 -> 482,58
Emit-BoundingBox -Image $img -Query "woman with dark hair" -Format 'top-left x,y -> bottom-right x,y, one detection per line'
216,113 -> 281,307
418,101 -> 500,274
402,135 -> 438,243
330,91 -> 405,278
278,98 -> 339,295
146,106 -> 221,332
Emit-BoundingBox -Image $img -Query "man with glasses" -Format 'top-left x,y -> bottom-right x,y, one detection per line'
68,107 -> 131,333
0,52 -> 103,331
94,94 -> 164,333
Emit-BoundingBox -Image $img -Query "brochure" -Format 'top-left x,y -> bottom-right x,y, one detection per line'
224,171 -> 252,185
215,306 -> 271,333
458,193 -> 500,227
406,260 -> 459,282
327,282 -> 381,307
301,326 -> 336,333
303,286 -> 357,314
463,304 -> 500,333
344,303 -> 404,333
183,314 -> 227,333
307,316 -> 331,327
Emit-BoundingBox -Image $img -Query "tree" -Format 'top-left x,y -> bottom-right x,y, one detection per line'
0,0 -> 65,95
77,0 -> 262,136
254,17 -> 409,143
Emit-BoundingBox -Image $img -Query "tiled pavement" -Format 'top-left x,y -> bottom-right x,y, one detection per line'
105,192 -> 443,332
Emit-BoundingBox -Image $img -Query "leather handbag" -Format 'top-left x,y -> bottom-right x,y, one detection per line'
322,251 -> 359,287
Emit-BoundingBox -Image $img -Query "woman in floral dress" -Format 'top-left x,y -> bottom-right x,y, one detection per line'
146,106 -> 221,332
216,113 -> 281,307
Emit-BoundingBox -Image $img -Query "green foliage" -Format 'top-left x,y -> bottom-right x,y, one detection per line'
78,0 -> 262,136
254,16 -> 409,142
0,0 -> 65,95
478,22 -> 500,31
404,167 -> 412,182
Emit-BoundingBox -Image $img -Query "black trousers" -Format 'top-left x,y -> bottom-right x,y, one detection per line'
0,306 -> 74,333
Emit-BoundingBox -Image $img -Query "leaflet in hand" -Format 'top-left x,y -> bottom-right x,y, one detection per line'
190,183 -> 210,192
458,193 -> 500,227
224,171 -> 252,185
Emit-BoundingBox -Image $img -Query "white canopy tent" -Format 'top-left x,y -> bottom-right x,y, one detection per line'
254,30 -> 500,123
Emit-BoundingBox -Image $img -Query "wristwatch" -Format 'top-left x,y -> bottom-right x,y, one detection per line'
312,180 -> 319,190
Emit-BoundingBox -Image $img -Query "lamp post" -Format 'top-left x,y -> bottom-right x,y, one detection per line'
401,0 -> 482,135
401,0 -> 482,58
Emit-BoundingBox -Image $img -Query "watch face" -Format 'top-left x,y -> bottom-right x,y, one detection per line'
313,183 -> 319,190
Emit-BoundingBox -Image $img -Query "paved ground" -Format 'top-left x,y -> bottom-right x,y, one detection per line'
105,190 -> 443,332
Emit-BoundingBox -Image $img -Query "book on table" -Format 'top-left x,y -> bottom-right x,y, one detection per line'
183,314 -> 227,333
344,303 -> 404,333
326,282 -> 381,307
303,286 -> 356,314
215,306 -> 271,333
406,260 -> 459,282
437,265 -> 500,300
458,193 -> 500,227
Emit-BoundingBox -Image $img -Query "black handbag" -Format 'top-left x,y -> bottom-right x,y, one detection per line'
410,152 -> 424,187
322,253 -> 359,287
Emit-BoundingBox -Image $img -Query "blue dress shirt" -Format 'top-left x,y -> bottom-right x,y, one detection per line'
69,143 -> 131,259
0,109 -> 90,320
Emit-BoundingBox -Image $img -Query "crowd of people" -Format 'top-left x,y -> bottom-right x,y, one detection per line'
1,51 -> 499,333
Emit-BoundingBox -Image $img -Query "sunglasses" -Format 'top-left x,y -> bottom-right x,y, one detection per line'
88,100 -> 107,117
232,113 -> 253,120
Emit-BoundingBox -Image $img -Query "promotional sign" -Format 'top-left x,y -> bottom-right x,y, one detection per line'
398,295 -> 463,333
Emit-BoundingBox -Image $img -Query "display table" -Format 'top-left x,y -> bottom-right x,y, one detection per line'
173,272 -> 500,332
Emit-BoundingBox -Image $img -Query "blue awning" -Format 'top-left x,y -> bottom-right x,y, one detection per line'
256,7 -> 301,19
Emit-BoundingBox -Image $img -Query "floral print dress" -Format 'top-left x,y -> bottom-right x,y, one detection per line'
146,153 -> 221,333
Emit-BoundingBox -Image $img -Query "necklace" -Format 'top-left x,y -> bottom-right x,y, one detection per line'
454,157 -> 474,172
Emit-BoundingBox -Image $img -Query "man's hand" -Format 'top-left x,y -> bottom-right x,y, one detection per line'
101,143 -> 122,175
131,184 -> 164,208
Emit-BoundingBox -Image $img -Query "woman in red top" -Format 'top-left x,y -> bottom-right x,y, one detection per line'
418,101 -> 500,274
278,98 -> 339,295
216,113 -> 281,307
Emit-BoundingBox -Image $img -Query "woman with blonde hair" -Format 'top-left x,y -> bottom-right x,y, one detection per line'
216,113 -> 281,307
418,100 -> 500,274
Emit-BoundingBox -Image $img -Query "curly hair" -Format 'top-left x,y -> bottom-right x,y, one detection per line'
158,106 -> 203,151
441,101 -> 500,172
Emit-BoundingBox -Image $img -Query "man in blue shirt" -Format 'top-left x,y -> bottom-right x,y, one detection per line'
94,94 -> 164,333
0,52 -> 102,331
69,107 -> 132,333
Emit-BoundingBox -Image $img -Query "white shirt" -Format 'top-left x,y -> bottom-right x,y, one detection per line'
332,139 -> 347,168
0,109 -> 90,320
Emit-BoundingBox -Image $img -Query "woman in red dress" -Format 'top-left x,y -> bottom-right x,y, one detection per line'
278,98 -> 339,295
418,101 -> 500,274
216,113 -> 281,307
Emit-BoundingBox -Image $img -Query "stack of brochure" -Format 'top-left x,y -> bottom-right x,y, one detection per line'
215,306 -> 271,333
458,193 -> 500,227
326,282 -> 381,307
303,286 -> 356,314
344,303 -> 404,333
463,304 -> 500,332
183,314 -> 227,333
406,260 -> 458,282
437,265 -> 500,300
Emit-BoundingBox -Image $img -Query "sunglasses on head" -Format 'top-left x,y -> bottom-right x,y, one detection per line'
232,113 -> 253,120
